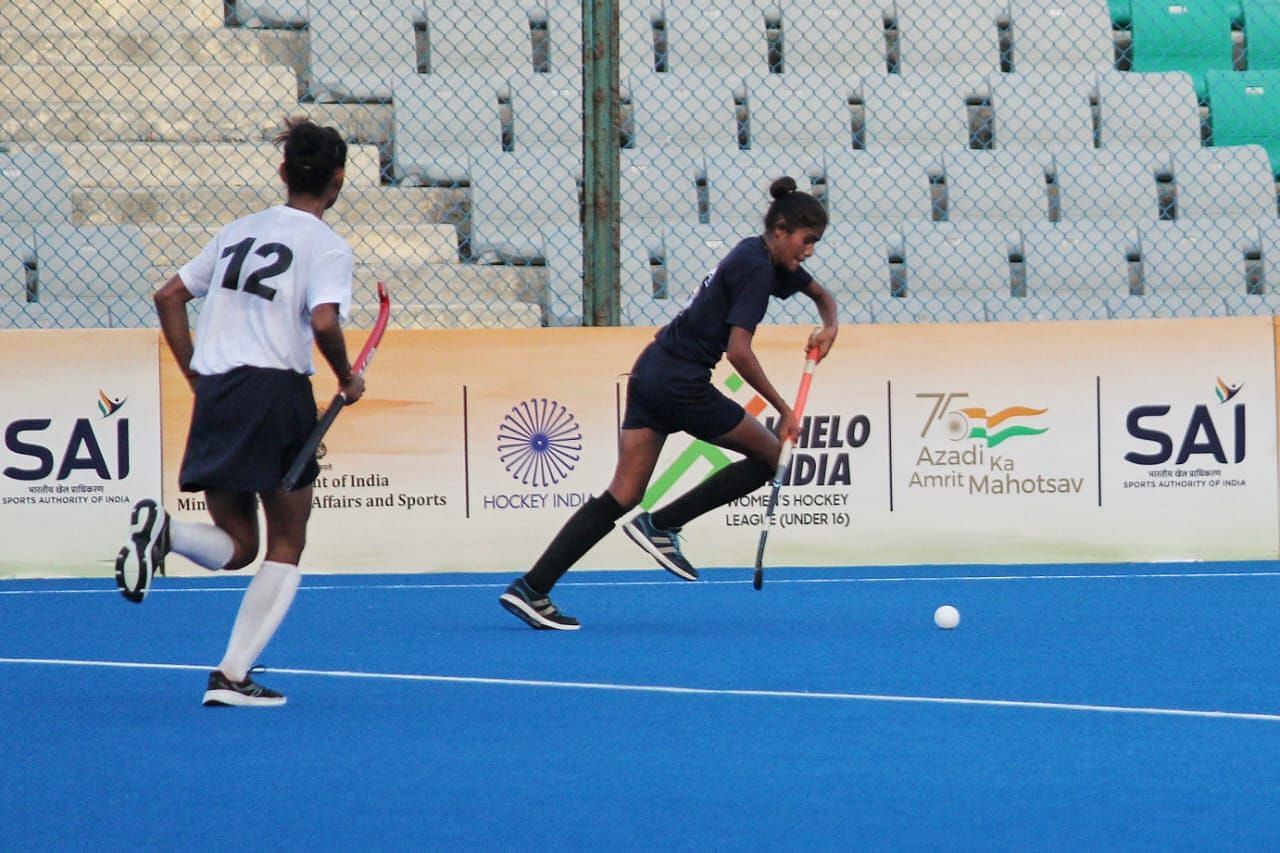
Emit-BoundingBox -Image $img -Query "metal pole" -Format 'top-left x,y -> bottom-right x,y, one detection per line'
581,0 -> 620,326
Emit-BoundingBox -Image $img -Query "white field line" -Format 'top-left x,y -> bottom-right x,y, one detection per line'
0,655 -> 1277,723
3,569 -> 1280,595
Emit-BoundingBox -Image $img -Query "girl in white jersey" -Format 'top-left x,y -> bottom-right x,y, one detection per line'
114,118 -> 365,707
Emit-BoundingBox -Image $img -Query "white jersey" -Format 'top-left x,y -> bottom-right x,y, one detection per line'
178,205 -> 353,376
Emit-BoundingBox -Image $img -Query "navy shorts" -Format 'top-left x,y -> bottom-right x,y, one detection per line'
179,366 -> 319,493
621,342 -> 745,440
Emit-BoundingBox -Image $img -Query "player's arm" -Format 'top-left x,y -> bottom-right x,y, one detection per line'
154,274 -> 199,391
726,325 -> 799,441
311,302 -> 365,404
803,279 -> 839,361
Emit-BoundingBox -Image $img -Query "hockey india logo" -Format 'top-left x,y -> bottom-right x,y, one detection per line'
497,398 -> 583,487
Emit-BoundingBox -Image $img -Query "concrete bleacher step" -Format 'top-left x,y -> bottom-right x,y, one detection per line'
348,300 -> 544,329
0,63 -> 295,103
75,185 -> 466,228
0,63 -> 298,143
140,222 -> 460,267
8,0 -> 224,28
352,260 -> 545,303
44,142 -> 382,188
0,27 -> 270,66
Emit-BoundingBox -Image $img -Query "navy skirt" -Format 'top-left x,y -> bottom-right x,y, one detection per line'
621,342 -> 745,440
179,366 -> 319,493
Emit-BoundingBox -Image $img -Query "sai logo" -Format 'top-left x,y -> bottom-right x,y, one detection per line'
497,398 -> 582,487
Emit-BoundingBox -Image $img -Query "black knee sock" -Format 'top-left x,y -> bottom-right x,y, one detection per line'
524,492 -> 626,594
651,458 -> 774,531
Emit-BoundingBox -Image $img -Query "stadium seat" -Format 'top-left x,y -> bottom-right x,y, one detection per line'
1136,220 -> 1257,294
391,72 -> 506,184
1242,0 -> 1280,69
942,150 -> 1051,222
232,0 -> 307,27
509,72 -> 583,156
1253,219 -> 1280,292
1106,293 -> 1223,317
744,75 -> 857,151
1054,147 -> 1167,222
704,148 -> 824,227
901,222 -> 1020,295
866,293 -> 987,322
1170,145 -> 1277,219
626,73 -> 742,150
33,225 -> 152,298
1021,222 -> 1137,293
658,224 -> 746,314
0,297 -> 113,330
0,150 -> 72,226
467,150 -> 580,263
985,289 -> 1112,321
422,0 -> 539,76
1006,0 -> 1116,73
0,234 -> 31,300
1206,69 -> 1280,177
1128,0 -> 1234,100
860,72 -> 990,153
824,149 -> 937,225
542,224 -> 657,325
777,0 -> 890,78
989,72 -> 1097,151
307,0 -> 424,102
1222,292 -> 1280,314
662,1 -> 774,76
1096,71 -> 1203,150
894,0 -> 1005,77
539,0 -> 585,74
621,148 -> 705,250
786,222 -> 898,315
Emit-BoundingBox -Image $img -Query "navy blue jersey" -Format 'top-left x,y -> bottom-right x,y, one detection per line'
656,236 -> 812,368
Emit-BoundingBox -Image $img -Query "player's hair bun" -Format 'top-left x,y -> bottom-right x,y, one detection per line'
769,176 -> 798,199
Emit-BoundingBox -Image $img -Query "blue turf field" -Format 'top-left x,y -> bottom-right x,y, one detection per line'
2,563 -> 1279,850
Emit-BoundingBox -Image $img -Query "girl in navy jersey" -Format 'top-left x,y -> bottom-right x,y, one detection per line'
501,177 -> 839,629
114,118 -> 365,706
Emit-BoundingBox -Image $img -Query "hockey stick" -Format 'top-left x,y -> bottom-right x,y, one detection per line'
753,345 -> 821,590
281,281 -> 392,491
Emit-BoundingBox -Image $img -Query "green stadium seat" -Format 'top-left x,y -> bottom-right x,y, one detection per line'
1129,0 -> 1234,100
1243,0 -> 1280,69
1111,0 -> 1132,28
1206,69 -> 1280,175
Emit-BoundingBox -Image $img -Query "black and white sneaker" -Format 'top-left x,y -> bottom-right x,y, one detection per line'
623,512 -> 698,581
114,498 -> 170,603
499,578 -> 581,631
202,668 -> 287,707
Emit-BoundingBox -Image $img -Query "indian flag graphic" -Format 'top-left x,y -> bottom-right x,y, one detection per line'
947,405 -> 1048,448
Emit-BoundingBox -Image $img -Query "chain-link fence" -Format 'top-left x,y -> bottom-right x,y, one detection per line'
3,0 -> 1280,329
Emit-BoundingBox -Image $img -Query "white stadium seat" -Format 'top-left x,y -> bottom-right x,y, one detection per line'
1054,147 -> 1166,223
391,72 -> 506,184
942,150 -> 1050,222
307,0 -> 424,102
1096,71 -> 1202,151
467,151 -> 580,263
1170,146 -> 1278,221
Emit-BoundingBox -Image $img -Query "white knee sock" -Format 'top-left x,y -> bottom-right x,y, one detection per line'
217,561 -> 301,683
169,520 -> 235,571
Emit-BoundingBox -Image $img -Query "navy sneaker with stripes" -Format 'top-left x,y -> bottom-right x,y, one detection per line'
499,578 -> 581,630
202,668 -> 286,707
114,498 -> 170,603
624,512 -> 698,581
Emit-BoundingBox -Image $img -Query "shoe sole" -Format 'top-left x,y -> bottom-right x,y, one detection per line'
499,593 -> 581,631
622,521 -> 699,581
202,688 -> 287,707
115,501 -> 161,603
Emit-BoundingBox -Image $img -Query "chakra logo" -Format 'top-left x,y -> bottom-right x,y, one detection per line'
97,390 -> 126,417
497,398 -> 582,487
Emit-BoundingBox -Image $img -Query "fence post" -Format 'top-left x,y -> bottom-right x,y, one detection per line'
582,0 -> 621,326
